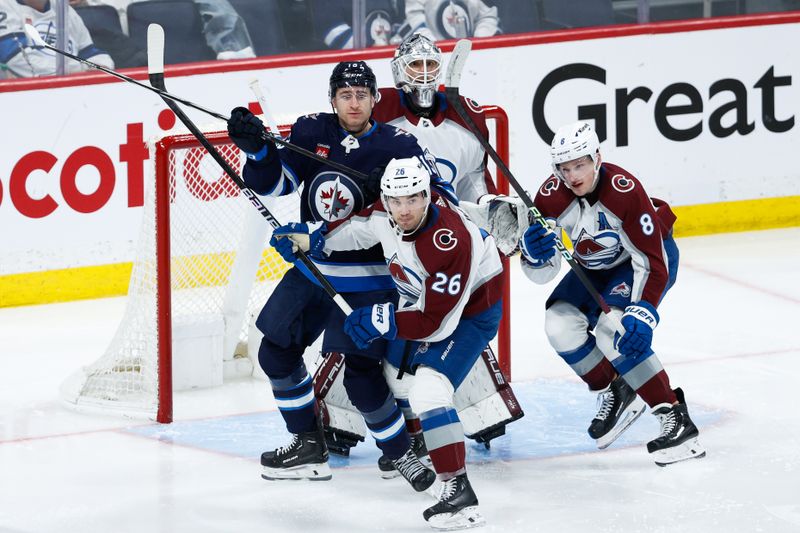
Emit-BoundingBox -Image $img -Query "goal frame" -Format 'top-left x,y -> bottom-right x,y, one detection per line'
152,106 -> 512,423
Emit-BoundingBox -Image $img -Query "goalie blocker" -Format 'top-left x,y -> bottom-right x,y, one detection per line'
314,346 -> 524,456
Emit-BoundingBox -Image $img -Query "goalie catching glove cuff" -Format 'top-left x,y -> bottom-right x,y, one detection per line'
344,303 -> 397,349
269,222 -> 327,263
227,106 -> 275,160
614,301 -> 660,361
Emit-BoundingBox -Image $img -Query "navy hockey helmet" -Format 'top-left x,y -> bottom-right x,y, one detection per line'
328,61 -> 378,99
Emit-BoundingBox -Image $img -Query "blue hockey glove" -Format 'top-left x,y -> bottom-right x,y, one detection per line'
520,222 -> 557,263
227,107 -> 274,160
344,303 -> 397,349
269,222 -> 327,263
614,301 -> 660,361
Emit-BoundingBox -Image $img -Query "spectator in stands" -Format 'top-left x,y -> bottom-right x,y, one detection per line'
71,0 -> 256,59
0,0 -> 114,78
311,0 -> 403,49
402,0 -> 501,40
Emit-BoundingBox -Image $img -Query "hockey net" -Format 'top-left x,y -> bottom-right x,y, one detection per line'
60,107 -> 511,423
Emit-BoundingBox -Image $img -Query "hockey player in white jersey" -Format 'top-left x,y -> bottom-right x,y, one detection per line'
520,121 -> 705,466
0,0 -> 113,78
280,156 -> 501,529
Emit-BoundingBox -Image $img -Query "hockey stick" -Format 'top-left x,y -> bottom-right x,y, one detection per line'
22,24 -> 369,182
147,24 -> 352,315
444,39 -> 617,317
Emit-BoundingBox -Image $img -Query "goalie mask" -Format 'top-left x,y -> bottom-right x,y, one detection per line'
329,61 -> 378,100
381,157 -> 432,236
550,121 -> 602,193
391,33 -> 442,109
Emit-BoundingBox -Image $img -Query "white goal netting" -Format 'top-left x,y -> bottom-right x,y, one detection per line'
60,127 -> 298,420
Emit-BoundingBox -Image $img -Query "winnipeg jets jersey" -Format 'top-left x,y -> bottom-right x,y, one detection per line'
324,195 -> 504,342
0,0 -> 113,78
404,0 -> 500,40
523,163 -> 677,308
242,112 -> 456,293
374,89 -> 496,203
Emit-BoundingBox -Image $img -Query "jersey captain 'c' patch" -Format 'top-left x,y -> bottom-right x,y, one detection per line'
307,172 -> 362,222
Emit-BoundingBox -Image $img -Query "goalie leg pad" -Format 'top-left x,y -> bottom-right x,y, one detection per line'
454,346 -> 524,446
313,352 -> 366,456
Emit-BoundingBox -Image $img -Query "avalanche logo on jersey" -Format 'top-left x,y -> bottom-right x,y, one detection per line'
308,172 -> 360,222
574,228 -> 623,268
387,253 -> 422,302
434,157 -> 457,184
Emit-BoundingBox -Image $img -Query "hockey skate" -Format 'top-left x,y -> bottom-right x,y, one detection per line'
391,446 -> 436,492
647,388 -> 706,467
378,433 -> 429,479
423,474 -> 485,530
588,375 -> 646,449
261,424 -> 332,481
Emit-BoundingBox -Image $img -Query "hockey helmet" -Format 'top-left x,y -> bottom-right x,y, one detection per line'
391,33 -> 442,109
550,121 -> 602,192
329,61 -> 378,99
381,157 -> 432,235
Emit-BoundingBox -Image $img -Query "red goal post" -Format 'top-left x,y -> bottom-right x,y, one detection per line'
59,106 -> 512,424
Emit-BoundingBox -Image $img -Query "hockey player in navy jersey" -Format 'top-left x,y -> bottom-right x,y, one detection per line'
519,121 -> 706,466
225,61 -> 455,488
276,156 -> 502,529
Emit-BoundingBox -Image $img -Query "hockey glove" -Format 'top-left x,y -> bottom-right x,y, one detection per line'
227,107 -> 274,160
269,222 -> 327,263
614,301 -> 660,361
344,303 -> 397,349
481,194 -> 529,256
361,165 -> 385,206
520,222 -> 557,264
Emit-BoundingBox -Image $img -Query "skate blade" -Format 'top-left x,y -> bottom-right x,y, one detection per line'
652,437 -> 707,467
261,462 -> 332,481
596,397 -> 647,450
426,506 -> 486,531
380,469 -> 402,480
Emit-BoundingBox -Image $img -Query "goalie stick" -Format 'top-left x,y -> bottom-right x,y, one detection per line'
444,39 -> 618,319
22,24 -> 369,183
147,24 -> 352,316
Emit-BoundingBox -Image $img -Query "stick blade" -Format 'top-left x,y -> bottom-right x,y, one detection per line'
23,24 -> 46,47
445,39 -> 472,88
147,24 -> 165,75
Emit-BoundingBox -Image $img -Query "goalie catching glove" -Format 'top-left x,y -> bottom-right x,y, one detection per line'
614,302 -> 659,361
458,194 -> 529,256
344,303 -> 397,349
269,222 -> 327,263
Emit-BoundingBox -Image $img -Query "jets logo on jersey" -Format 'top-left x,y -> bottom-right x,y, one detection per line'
436,1 -> 472,39
574,228 -> 623,268
610,282 -> 631,297
315,144 -> 330,158
388,253 -> 422,302
308,172 -> 362,222
433,229 -> 458,251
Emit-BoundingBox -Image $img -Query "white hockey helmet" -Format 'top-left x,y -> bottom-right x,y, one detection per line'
381,157 -> 432,235
390,33 -> 442,109
550,121 -> 602,192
